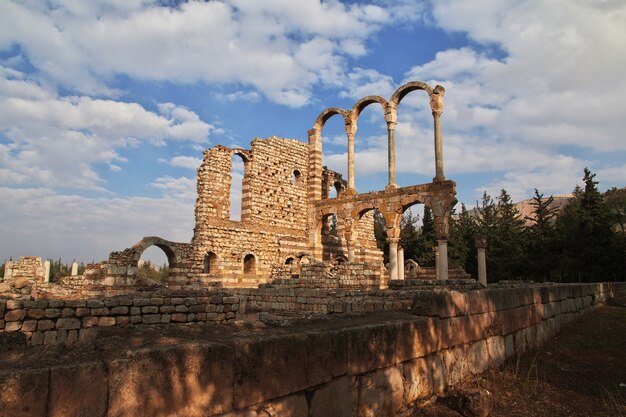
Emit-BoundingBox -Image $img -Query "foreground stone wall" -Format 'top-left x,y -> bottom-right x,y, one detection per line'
0,282 -> 624,417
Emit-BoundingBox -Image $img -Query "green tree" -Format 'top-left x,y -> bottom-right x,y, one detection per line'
448,204 -> 474,271
556,168 -> 617,281
525,189 -> 559,281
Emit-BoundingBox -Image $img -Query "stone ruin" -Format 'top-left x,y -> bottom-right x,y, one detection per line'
2,81 -> 460,296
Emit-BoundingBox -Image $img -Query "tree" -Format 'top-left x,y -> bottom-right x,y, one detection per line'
525,189 -> 559,281
448,204 -> 474,272
556,168 -> 617,281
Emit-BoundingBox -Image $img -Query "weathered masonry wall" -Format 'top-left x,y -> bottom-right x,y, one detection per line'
189,136 -> 312,282
1,282 -> 624,417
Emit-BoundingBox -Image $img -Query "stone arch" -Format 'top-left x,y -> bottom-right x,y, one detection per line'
128,236 -> 181,268
284,256 -> 296,265
389,81 -> 433,108
350,95 -> 389,124
313,107 -> 350,132
292,169 -> 302,187
203,251 -> 219,274
243,253 -> 257,274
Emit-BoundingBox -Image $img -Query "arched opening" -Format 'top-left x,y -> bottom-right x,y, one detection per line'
230,153 -> 245,221
400,203 -> 436,267
292,170 -> 302,187
356,207 -> 387,264
137,245 -> 169,284
285,257 -> 295,265
391,84 -> 434,187
350,101 -> 388,193
203,251 -> 218,274
319,112 -> 349,193
243,254 -> 256,274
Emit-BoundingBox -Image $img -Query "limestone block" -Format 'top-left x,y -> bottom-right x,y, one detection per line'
4,309 -> 26,321
107,342 -> 233,417
56,318 -> 81,330
440,345 -> 469,386
357,366 -> 404,417
5,321 -> 22,332
428,353 -> 447,394
37,320 -> 55,331
21,320 -> 37,332
310,376 -> 358,417
48,362 -> 107,417
233,332 -> 332,408
0,368 -> 49,417
403,357 -> 433,404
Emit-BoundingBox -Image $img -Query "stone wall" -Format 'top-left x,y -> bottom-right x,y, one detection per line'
0,290 -> 240,345
189,137 -> 312,283
1,282 -> 624,417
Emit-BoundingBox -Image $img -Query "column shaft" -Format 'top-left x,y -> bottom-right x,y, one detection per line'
437,240 -> 448,280
388,240 -> 399,280
348,132 -> 355,191
397,247 -> 405,280
433,115 -> 445,181
387,123 -> 397,188
477,247 -> 487,286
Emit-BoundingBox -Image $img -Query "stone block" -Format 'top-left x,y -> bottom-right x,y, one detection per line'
233,331 -> 333,408
98,317 -> 116,327
37,319 -> 55,331
67,330 -> 79,344
141,306 -> 159,314
45,308 -> 61,319
133,298 -> 150,307
142,314 -> 161,324
48,362 -> 108,417
48,300 -> 64,308
87,300 -> 105,308
107,342 -> 233,417
56,318 -> 81,330
0,368 -> 49,417
358,366 -> 404,417
91,307 -> 110,316
160,305 -> 176,314
111,306 -> 129,315
21,320 -> 37,332
403,357 -> 433,404
6,299 -> 22,310
5,321 -> 22,332
428,353 -> 447,394
27,308 -> 45,319
61,308 -> 76,317
0,299 -> 5,314
105,298 -> 120,307
44,330 -> 58,344
171,313 -> 187,323
4,309 -> 26,321
310,376 -> 358,417
83,317 -> 99,328
75,307 -> 90,317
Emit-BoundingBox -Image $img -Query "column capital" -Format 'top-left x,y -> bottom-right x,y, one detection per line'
474,234 -> 488,249
386,237 -> 401,245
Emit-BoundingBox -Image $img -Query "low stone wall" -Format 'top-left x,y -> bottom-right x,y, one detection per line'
0,291 -> 241,345
0,282 -> 624,417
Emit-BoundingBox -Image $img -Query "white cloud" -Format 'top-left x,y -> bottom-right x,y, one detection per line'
0,186 -> 194,263
0,70 -> 213,190
169,156 -> 202,170
0,0 -> 408,107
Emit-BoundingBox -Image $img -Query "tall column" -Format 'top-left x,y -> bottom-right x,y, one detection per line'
388,238 -> 400,280
429,85 -> 446,182
71,261 -> 78,276
397,247 -> 405,280
347,128 -> 356,193
475,235 -> 488,286
386,121 -> 397,189
437,240 -> 448,280
44,260 -> 51,283
433,247 -> 440,280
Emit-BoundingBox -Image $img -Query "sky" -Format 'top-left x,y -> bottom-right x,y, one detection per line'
1,0 -> 625,265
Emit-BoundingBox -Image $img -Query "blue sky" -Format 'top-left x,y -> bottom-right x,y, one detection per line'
1,0 -> 625,264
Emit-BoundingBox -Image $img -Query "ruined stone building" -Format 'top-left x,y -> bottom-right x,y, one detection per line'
3,81 -> 457,290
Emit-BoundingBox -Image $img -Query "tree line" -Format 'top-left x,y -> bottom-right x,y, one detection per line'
375,168 -> 625,283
